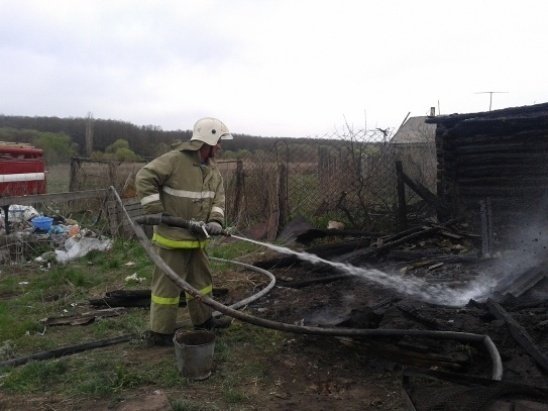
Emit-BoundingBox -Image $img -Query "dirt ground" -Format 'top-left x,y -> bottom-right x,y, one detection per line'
2,228 -> 548,410
233,229 -> 548,410
0,330 -> 407,411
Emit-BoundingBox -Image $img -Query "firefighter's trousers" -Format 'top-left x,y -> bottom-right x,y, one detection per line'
150,246 -> 213,334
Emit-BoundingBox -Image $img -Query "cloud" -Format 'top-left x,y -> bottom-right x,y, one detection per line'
1,0 -> 547,136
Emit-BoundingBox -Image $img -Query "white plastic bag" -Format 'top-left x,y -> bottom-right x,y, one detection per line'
55,237 -> 113,263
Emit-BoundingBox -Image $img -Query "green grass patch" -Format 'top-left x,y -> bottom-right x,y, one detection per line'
1,359 -> 69,392
70,353 -> 182,396
46,163 -> 71,193
0,236 -> 285,408
208,238 -> 261,261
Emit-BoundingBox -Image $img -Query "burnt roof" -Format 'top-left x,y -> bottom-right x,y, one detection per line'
425,102 -> 548,126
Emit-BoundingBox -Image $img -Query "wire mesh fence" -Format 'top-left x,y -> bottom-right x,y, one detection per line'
68,157 -> 144,198
0,190 -> 113,265
1,129 -> 439,262
64,133 -> 438,239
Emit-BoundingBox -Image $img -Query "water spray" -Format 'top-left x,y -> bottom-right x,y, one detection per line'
231,235 -> 497,307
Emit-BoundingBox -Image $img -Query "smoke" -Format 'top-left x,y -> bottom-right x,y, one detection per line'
480,216 -> 548,295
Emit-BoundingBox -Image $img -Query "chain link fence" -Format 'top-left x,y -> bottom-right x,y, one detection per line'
68,132 -> 438,239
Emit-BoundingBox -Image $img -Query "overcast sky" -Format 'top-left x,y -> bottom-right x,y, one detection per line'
1,0 -> 547,137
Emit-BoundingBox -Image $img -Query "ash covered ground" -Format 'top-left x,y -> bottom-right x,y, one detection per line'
232,219 -> 548,409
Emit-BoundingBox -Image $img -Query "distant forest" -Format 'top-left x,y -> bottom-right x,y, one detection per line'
0,114 -> 318,160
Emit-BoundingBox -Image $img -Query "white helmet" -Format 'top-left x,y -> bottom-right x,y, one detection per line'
190,117 -> 232,146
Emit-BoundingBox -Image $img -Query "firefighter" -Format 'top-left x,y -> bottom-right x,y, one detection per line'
135,117 -> 233,346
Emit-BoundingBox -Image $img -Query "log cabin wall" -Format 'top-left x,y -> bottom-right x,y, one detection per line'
427,102 -> 548,240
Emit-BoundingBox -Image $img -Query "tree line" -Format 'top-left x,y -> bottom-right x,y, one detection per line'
0,114 -> 356,164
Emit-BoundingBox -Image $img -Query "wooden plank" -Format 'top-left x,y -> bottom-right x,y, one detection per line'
0,335 -> 132,368
395,161 -> 407,230
107,197 -> 152,239
486,299 -> 548,373
40,307 -> 126,326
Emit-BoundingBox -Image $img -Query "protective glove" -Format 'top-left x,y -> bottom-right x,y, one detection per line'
188,220 -> 207,235
205,221 -> 223,236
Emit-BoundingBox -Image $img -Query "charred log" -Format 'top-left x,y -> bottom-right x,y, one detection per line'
486,299 -> 548,373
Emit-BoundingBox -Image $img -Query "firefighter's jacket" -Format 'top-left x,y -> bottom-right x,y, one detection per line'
135,140 -> 225,249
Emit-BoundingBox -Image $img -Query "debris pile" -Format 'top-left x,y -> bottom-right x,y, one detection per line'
251,220 -> 548,396
0,204 -> 112,265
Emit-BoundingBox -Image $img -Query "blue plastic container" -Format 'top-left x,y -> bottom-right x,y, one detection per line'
31,216 -> 53,232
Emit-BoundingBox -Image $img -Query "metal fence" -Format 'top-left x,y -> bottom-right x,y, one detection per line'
68,135 -> 438,239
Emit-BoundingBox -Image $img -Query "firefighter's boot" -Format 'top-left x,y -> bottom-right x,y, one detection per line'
144,330 -> 174,347
193,316 -> 232,331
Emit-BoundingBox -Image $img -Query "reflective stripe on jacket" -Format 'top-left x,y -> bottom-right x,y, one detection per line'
135,140 -> 225,243
151,232 -> 206,249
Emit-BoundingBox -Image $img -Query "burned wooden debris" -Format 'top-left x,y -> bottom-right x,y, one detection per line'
0,335 -> 133,368
427,102 -> 548,240
486,299 -> 548,374
250,219 -> 548,393
402,367 -> 548,411
40,307 -> 126,326
89,288 -> 229,308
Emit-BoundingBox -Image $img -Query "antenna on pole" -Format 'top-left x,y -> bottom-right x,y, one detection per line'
474,91 -> 508,111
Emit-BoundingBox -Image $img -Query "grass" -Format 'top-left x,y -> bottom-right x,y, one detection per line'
46,163 -> 71,193
0,233 -> 284,410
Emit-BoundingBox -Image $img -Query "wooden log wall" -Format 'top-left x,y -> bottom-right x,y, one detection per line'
430,103 -> 548,238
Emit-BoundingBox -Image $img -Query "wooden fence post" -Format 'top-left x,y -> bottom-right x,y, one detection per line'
396,161 -> 407,230
232,160 -> 244,223
69,158 -> 81,192
278,162 -> 289,231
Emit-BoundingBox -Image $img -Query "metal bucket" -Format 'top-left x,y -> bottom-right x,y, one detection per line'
173,330 -> 215,380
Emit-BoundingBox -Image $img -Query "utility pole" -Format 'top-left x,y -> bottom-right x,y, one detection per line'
85,112 -> 94,157
475,91 -> 508,111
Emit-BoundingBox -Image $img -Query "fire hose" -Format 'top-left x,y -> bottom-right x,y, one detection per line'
134,214 -> 232,238
118,189 -> 503,380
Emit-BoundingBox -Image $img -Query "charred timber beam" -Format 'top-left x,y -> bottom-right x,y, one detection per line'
337,225 -> 441,265
396,303 -> 447,330
398,163 -> 444,211
0,335 -> 133,368
396,161 -> 407,230
384,225 -> 429,243
446,129 -> 548,144
453,164 -> 548,177
486,299 -> 548,373
403,368 -> 548,401
455,141 -> 548,155
456,153 -> 548,165
89,288 -> 228,308
458,187 -> 548,197
282,274 -> 352,288
387,250 -> 481,265
457,176 -> 548,186
306,239 -> 374,258
295,228 -> 377,245
356,341 -> 468,371
446,117 -> 548,135
425,103 -> 548,125
40,307 -> 126,326
455,157 -> 548,168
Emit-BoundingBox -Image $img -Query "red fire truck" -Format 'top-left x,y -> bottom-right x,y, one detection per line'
0,142 -> 47,231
